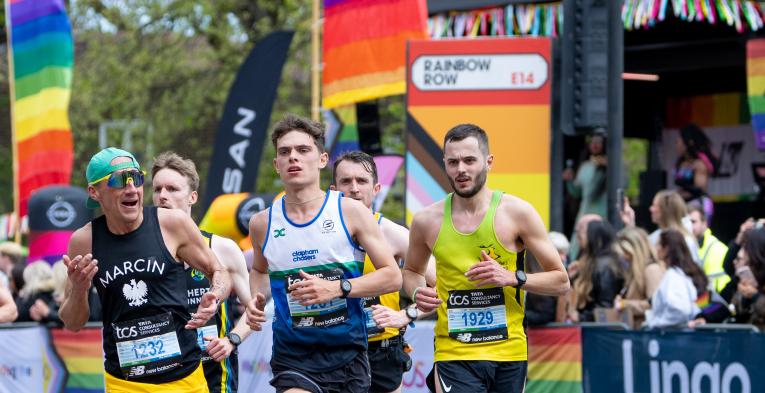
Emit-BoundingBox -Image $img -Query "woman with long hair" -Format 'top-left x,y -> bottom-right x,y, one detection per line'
613,227 -> 665,327
733,228 -> 765,328
675,124 -> 718,222
646,230 -> 708,328
648,190 -> 700,264
573,220 -> 625,322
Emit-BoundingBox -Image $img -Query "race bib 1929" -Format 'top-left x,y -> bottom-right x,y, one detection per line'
446,288 -> 508,344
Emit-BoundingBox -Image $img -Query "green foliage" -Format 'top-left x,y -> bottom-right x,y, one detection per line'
64,0 -> 312,219
622,138 -> 648,203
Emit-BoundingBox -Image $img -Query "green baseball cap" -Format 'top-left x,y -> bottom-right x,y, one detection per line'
85,147 -> 141,208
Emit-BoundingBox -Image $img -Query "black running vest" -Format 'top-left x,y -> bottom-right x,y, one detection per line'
92,206 -> 200,383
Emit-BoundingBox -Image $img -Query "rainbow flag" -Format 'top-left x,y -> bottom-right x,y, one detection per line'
527,326 -> 582,393
7,0 -> 74,218
328,105 -> 360,163
51,328 -> 105,393
665,92 -> 750,129
747,38 -> 765,150
322,0 -> 428,108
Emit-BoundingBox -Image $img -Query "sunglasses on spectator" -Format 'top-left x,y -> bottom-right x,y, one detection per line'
89,170 -> 146,188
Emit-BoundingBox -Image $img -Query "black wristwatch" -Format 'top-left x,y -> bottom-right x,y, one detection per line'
227,332 -> 242,347
340,279 -> 352,298
514,270 -> 527,288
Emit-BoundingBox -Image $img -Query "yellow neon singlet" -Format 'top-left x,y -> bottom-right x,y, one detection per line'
433,191 -> 527,362
362,212 -> 401,342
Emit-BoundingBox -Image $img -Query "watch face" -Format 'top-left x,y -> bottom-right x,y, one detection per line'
229,333 -> 241,345
516,270 -> 527,282
342,279 -> 352,292
406,307 -> 418,320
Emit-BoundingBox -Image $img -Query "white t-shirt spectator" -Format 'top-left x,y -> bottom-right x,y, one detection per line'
645,267 -> 700,328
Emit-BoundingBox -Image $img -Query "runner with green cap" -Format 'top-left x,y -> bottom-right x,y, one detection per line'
60,147 -> 232,393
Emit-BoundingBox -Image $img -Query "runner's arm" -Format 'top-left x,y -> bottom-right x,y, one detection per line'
212,236 -> 253,341
515,202 -> 570,296
343,199 -> 401,298
60,226 -> 95,331
402,211 -> 432,299
0,285 -> 17,323
245,211 -> 269,331
172,211 -> 231,303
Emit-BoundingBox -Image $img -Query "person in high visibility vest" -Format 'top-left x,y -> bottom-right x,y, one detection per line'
688,204 -> 730,292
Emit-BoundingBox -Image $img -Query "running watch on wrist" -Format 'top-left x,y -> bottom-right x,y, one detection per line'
405,305 -> 418,328
340,279 -> 352,298
227,332 -> 242,347
514,270 -> 527,288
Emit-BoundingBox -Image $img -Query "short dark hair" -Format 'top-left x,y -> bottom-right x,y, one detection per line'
333,151 -> 378,184
271,114 -> 326,152
443,124 -> 489,155
687,204 -> 706,222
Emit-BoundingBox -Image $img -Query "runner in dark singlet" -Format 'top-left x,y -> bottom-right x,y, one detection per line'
59,147 -> 232,393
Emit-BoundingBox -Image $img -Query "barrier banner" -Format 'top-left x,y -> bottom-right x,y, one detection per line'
528,326 -> 582,393
0,326 -> 66,393
582,329 -> 760,393
51,328 -> 104,393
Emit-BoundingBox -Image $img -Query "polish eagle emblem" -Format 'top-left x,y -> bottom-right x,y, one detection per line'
123,279 -> 148,307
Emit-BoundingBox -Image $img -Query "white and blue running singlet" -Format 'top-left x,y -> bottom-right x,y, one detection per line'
262,190 -> 367,372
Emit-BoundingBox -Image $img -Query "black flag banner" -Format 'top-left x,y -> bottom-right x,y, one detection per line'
201,30 -> 294,213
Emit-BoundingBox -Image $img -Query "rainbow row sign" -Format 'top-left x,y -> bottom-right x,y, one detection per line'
747,38 -> 765,151
405,38 -> 552,226
6,0 -> 74,217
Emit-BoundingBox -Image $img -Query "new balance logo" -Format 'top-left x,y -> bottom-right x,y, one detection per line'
130,365 -> 145,376
273,228 -> 286,238
456,333 -> 472,343
297,317 -> 314,327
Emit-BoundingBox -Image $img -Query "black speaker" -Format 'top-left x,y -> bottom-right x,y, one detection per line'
637,170 -> 666,230
356,101 -> 383,155
561,0 -> 622,136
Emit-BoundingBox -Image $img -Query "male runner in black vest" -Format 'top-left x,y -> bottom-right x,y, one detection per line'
60,147 -> 232,392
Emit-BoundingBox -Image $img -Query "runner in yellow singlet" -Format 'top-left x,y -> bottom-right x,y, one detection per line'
402,124 -> 570,393
331,151 -> 435,393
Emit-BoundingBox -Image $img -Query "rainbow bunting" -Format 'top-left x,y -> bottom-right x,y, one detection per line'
51,328 -> 105,393
322,0 -> 428,108
7,0 -> 74,218
747,38 -> 765,150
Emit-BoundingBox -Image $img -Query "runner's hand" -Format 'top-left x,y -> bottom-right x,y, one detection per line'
465,251 -> 516,288
289,270 -> 342,306
187,292 -> 218,329
245,292 -> 267,331
413,286 -> 441,313
372,304 -> 410,329
204,336 -> 234,362
63,254 -> 98,293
